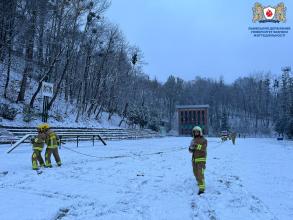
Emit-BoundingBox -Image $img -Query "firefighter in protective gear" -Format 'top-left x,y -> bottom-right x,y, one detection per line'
43,124 -> 62,168
31,128 -> 46,170
230,132 -> 237,145
189,126 -> 207,195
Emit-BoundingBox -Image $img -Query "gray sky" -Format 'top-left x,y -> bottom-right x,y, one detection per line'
106,0 -> 293,83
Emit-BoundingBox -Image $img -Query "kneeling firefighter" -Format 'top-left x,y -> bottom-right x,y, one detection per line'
189,126 -> 208,195
31,126 -> 46,170
39,123 -> 62,168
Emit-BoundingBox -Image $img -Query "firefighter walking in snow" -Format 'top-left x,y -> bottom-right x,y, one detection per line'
230,132 -> 237,145
189,126 -> 207,195
31,126 -> 46,170
40,123 -> 62,168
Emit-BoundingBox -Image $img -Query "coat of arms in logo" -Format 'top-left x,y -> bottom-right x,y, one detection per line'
253,2 -> 286,23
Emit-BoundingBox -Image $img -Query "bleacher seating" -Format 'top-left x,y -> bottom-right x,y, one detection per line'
0,126 -> 162,144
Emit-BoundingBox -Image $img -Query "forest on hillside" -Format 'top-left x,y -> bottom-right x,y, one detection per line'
0,0 -> 292,137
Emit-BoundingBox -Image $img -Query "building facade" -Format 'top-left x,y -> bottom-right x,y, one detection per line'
176,105 -> 209,136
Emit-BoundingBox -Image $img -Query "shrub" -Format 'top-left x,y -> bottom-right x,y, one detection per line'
0,104 -> 17,120
23,104 -> 35,122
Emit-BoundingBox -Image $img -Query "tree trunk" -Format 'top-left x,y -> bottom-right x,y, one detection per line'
3,43 -> 11,98
119,102 -> 129,127
0,1 -> 7,62
75,84 -> 83,122
3,0 -> 16,98
95,105 -> 104,120
81,46 -> 92,114
47,54 -> 70,110
86,30 -> 117,116
17,1 -> 37,102
37,2 -> 46,67
95,100 -> 106,120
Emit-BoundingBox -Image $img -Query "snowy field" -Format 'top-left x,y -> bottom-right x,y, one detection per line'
0,137 -> 292,220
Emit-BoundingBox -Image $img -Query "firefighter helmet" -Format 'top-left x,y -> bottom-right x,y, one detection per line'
37,123 -> 50,132
192,126 -> 203,136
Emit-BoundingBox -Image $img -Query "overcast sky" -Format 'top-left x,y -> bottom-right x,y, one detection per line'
105,0 -> 293,83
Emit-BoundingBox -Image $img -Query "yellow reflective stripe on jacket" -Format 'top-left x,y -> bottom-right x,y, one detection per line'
33,140 -> 44,150
193,157 -> 206,162
50,136 -> 53,147
46,132 -> 58,148
196,144 -> 202,150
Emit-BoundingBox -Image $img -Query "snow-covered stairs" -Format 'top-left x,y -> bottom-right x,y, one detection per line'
0,126 -> 162,144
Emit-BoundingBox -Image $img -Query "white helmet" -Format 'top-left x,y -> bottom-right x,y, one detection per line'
192,126 -> 203,136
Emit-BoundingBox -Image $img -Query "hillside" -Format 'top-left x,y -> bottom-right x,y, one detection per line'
0,64 -> 127,129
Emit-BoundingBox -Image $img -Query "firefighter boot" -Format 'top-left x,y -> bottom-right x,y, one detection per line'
198,190 -> 205,195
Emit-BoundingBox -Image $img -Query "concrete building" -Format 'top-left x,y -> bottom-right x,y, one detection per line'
176,105 -> 209,136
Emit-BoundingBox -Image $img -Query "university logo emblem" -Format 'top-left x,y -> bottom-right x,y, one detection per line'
253,2 -> 286,23
263,7 -> 275,20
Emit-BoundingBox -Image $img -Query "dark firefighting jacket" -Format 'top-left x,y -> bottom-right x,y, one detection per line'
189,136 -> 207,163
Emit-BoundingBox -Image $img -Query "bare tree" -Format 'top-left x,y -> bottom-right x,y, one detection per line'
17,0 -> 38,102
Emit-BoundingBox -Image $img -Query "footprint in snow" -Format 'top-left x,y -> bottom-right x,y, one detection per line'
141,180 -> 148,185
54,208 -> 70,220
0,171 -> 8,177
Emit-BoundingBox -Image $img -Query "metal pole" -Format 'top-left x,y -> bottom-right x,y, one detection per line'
42,96 -> 46,122
92,135 -> 94,146
42,96 -> 49,122
59,135 -> 62,149
97,135 -> 107,146
77,136 -> 79,148
45,96 -> 49,122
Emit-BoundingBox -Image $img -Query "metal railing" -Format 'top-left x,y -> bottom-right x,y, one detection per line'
6,133 -> 107,154
2,126 -> 162,153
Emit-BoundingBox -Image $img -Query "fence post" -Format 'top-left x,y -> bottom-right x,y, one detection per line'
97,135 -> 107,146
77,136 -> 79,148
59,135 -> 62,149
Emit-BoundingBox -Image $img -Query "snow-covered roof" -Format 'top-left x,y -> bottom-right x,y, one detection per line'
176,105 -> 210,109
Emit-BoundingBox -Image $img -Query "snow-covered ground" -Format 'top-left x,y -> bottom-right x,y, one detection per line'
0,63 -> 128,129
0,137 -> 292,220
